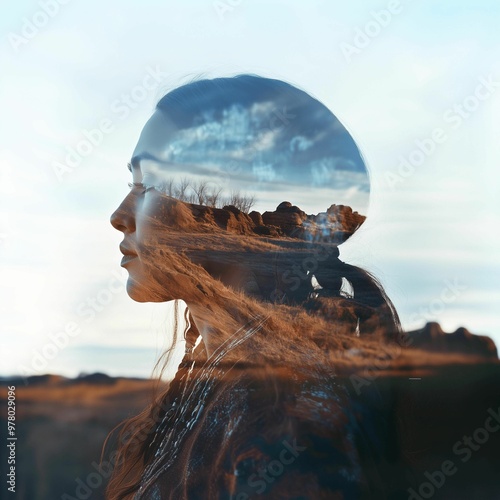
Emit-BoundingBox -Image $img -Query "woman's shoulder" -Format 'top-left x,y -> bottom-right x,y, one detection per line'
183,364 -> 372,497
139,362 -> 388,498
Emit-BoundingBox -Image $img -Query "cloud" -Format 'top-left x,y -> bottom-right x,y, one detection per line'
290,135 -> 313,152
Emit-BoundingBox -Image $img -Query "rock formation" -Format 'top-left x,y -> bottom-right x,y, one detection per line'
188,200 -> 366,242
262,201 -> 308,237
407,322 -> 498,359
175,199 -> 365,242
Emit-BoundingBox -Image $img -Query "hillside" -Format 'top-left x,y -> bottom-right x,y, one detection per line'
1,356 -> 500,499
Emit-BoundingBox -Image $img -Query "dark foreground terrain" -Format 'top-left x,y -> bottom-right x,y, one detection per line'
1,363 -> 499,500
0,374 -> 157,500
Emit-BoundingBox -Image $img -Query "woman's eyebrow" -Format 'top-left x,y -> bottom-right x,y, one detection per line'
130,152 -> 163,167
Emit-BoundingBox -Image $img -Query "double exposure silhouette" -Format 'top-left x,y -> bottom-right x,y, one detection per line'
107,75 -> 401,499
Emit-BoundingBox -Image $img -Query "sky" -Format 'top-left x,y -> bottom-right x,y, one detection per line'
130,84 -> 371,215
1,0 -> 499,378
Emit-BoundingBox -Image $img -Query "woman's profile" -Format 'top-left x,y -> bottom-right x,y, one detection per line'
107,75 -> 401,499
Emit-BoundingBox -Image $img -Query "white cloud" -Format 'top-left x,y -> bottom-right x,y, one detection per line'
2,0 -> 499,376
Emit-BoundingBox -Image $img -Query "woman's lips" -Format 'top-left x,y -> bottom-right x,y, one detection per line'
121,254 -> 137,266
120,243 -> 138,266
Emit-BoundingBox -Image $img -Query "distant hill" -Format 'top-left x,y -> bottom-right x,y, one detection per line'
0,372 -> 148,388
407,322 -> 498,359
2,363 -> 500,499
0,376 -> 158,500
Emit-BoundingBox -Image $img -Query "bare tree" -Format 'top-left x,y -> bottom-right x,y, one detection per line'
157,176 -> 256,213
224,191 -> 256,212
193,180 -> 209,205
175,177 -> 191,201
240,193 -> 256,213
227,190 -> 241,208
206,185 -> 223,208
161,178 -> 175,198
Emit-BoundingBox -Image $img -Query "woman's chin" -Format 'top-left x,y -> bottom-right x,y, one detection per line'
126,278 -> 176,303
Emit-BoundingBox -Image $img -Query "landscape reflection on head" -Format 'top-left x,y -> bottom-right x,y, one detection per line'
132,75 -> 369,244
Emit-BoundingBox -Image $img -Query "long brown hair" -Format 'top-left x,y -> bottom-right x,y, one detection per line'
104,75 -> 401,499
104,301 -> 203,499
104,265 -> 400,499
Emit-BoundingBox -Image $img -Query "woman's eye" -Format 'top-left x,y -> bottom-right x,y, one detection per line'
128,182 -> 155,194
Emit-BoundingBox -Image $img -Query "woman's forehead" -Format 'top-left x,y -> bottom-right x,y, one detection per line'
132,110 -> 179,162
131,102 -> 370,217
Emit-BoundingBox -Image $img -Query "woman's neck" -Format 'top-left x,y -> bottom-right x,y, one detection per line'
185,291 -> 266,357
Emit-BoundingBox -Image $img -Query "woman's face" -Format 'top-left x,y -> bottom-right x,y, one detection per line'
110,107 -> 298,304
110,98 -> 369,304
110,111 -> 188,302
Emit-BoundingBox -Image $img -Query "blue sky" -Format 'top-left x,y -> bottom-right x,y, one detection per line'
1,0 -> 499,377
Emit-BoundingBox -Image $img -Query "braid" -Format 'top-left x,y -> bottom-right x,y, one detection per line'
309,254 -> 401,337
144,308 -> 205,464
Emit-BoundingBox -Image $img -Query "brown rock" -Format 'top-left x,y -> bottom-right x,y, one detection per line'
261,202 -> 307,237
408,322 -> 498,359
249,211 -> 264,226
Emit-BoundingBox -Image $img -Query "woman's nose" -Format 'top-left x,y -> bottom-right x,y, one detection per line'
110,195 -> 136,233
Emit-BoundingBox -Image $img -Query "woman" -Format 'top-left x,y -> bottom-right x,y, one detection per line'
107,75 -> 401,499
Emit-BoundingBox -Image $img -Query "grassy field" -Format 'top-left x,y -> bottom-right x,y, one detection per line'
1,362 -> 500,499
0,374 -> 158,500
